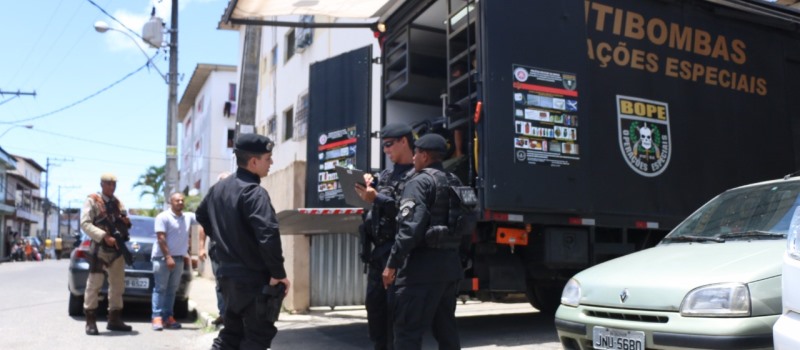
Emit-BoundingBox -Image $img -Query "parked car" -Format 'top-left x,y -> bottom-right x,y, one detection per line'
773,207 -> 800,349
555,177 -> 796,350
67,215 -> 192,317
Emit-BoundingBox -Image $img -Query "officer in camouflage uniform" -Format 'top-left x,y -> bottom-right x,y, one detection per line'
355,122 -> 415,350
80,173 -> 133,335
383,134 -> 464,350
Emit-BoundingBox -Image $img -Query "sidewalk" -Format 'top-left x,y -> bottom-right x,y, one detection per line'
188,272 -> 538,329
188,272 -> 220,327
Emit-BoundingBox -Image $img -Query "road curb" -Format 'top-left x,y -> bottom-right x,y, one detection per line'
189,299 -> 215,329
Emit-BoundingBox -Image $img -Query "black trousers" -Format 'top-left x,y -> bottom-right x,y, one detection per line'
392,281 -> 460,350
366,261 -> 395,350
212,278 -> 277,350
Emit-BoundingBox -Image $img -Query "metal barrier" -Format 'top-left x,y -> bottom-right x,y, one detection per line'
310,233 -> 367,308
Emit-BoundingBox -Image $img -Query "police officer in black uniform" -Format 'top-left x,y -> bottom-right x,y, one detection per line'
382,133 -> 463,350
196,133 -> 291,350
355,123 -> 415,350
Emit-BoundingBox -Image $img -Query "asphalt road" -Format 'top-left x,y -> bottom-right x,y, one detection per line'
1,259 -> 562,349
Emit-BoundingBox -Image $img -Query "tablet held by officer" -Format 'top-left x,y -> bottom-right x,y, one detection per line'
196,133 -> 291,350
355,122 -> 415,350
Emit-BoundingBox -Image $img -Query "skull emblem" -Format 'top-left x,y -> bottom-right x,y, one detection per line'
639,124 -> 653,150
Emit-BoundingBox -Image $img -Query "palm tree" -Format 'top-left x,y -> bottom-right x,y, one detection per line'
132,165 -> 165,210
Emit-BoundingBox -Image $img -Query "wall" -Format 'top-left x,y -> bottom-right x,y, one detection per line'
262,161 -> 308,311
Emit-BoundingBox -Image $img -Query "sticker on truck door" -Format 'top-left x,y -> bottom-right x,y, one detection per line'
617,96 -> 671,177
512,64 -> 580,167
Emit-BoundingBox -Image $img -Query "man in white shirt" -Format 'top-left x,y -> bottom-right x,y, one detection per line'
151,192 -> 201,330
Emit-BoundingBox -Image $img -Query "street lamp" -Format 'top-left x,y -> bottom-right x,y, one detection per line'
93,21 -> 167,82
94,5 -> 179,208
0,124 -> 33,138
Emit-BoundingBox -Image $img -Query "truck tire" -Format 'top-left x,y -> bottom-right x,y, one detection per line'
68,293 -> 84,316
525,282 -> 562,314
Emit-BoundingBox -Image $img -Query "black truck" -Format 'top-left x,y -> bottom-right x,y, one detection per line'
304,0 -> 800,311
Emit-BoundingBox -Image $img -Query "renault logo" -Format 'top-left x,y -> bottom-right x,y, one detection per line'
620,288 -> 630,303
130,241 -> 141,253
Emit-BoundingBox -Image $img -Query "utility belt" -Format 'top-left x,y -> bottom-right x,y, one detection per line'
88,240 -> 122,273
424,225 -> 461,250
371,226 -> 395,246
218,262 -> 269,281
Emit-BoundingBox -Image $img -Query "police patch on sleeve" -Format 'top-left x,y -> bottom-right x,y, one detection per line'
399,199 -> 416,219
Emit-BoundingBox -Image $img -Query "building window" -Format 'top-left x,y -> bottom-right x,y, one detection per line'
295,93 -> 309,140
285,29 -> 296,62
283,107 -> 294,141
228,83 -> 237,101
267,116 -> 277,140
270,46 -> 278,70
227,129 -> 235,148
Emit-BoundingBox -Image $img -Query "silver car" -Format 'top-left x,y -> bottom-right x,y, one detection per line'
555,177 -> 795,350
67,215 -> 192,317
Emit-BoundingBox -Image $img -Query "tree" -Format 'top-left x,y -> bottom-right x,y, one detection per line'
132,165 -> 165,211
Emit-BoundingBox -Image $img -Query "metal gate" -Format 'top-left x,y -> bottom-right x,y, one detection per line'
310,233 -> 367,308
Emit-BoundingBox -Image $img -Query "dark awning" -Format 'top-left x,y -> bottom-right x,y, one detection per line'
221,0 -> 403,28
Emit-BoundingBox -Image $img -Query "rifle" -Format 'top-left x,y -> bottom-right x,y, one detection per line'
97,215 -> 134,266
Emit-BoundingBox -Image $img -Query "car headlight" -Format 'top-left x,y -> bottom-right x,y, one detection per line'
680,283 -> 750,317
788,207 -> 800,260
561,278 -> 581,307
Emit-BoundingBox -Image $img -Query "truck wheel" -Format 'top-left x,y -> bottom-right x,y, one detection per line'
525,283 -> 562,314
68,293 -> 84,316
174,298 -> 189,319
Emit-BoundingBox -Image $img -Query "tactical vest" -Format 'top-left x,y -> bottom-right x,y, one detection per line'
371,169 -> 408,246
420,168 -> 463,250
87,194 -> 127,272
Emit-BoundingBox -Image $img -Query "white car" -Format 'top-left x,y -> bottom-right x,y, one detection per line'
556,178 -> 794,350
773,208 -> 800,349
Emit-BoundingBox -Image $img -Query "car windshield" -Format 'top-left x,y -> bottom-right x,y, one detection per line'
664,181 -> 800,243
128,217 -> 156,239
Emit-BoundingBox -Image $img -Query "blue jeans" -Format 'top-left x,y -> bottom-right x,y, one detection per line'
152,256 -> 184,319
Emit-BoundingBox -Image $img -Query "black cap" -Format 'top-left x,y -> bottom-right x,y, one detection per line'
234,133 -> 274,153
380,123 -> 412,139
415,133 -> 448,153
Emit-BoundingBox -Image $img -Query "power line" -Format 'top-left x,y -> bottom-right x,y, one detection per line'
10,127 -> 234,162
3,145 -> 157,168
0,56 -> 157,125
0,95 -> 19,107
25,0 -> 87,89
30,128 -> 162,155
5,0 -> 66,87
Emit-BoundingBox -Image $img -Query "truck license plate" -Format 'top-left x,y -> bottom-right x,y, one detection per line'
592,326 -> 645,350
125,277 -> 149,289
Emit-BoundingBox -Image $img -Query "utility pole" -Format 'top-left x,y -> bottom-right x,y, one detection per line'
57,186 -> 78,239
164,0 -> 179,207
0,90 -> 36,97
42,157 -> 72,241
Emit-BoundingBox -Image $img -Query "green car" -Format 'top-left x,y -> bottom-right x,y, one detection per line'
555,178 -> 799,350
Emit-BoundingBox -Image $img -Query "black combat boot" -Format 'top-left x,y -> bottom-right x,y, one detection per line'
106,309 -> 133,332
84,309 -> 99,335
